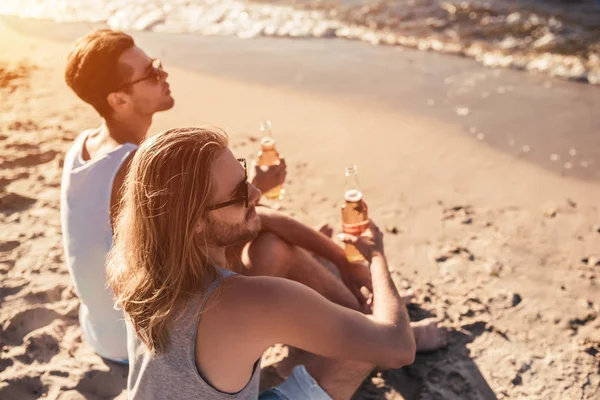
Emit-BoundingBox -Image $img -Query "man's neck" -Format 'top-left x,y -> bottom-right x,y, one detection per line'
206,246 -> 228,268
103,113 -> 152,146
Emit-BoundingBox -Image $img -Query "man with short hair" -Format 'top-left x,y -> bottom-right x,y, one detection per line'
61,29 -> 447,363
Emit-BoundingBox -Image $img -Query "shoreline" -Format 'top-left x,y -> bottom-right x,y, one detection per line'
1,0 -> 600,85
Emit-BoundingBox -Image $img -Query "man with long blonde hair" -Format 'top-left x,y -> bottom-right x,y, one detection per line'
108,126 -> 417,400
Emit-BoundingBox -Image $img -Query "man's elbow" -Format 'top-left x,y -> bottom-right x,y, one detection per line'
381,336 -> 416,369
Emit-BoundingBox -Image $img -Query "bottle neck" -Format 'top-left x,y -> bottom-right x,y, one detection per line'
344,169 -> 362,202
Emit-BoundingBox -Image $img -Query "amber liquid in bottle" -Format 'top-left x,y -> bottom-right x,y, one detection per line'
341,166 -> 369,262
257,121 -> 285,200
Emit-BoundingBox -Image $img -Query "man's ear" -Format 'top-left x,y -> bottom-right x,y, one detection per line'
195,218 -> 206,235
107,92 -> 128,113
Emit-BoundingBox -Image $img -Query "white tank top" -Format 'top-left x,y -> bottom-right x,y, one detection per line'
60,129 -> 137,362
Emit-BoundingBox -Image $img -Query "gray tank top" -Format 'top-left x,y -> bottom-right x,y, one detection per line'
127,269 -> 260,399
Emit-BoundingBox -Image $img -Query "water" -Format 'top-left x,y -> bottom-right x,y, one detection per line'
1,0 -> 599,84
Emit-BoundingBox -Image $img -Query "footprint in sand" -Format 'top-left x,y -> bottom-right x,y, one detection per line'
0,357 -> 14,371
447,370 -> 471,394
1,149 -> 58,169
16,331 -> 61,364
0,171 -> 30,188
427,369 -> 444,384
0,278 -> 29,304
22,285 -> 65,304
0,240 -> 20,252
7,119 -> 39,131
74,367 -> 127,398
0,191 -> 37,213
1,306 -> 61,346
0,376 -> 45,399
460,320 -> 487,336
5,142 -> 38,151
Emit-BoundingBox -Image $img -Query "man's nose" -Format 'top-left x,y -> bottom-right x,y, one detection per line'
248,183 -> 261,206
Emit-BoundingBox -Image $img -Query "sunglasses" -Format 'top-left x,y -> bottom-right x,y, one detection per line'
118,58 -> 163,90
206,158 -> 249,211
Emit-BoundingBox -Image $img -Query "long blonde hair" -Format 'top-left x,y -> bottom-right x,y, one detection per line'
107,126 -> 228,354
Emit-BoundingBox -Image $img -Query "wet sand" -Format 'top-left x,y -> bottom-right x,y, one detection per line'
1,17 -> 599,400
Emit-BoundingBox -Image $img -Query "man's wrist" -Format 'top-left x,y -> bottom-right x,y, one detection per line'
371,251 -> 386,262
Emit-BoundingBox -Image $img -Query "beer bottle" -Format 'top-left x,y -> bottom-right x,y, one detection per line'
341,165 -> 369,262
257,121 -> 285,200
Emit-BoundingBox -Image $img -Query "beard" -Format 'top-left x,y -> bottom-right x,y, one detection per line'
204,207 -> 261,247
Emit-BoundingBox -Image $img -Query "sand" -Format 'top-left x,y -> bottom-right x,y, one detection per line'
0,17 -> 599,400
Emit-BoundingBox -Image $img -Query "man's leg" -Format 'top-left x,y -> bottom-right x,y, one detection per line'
297,355 -> 374,400
263,347 -> 374,400
237,232 -> 449,351
240,232 -> 361,311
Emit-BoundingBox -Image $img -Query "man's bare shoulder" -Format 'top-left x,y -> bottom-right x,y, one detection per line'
199,275 -> 305,349
218,274 -> 308,308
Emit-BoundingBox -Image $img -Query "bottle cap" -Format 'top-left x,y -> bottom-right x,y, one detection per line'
344,189 -> 363,202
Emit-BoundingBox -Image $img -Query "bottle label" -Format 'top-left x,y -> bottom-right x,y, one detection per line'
343,220 -> 369,235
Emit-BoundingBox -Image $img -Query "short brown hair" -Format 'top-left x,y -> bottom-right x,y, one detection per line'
65,29 -> 135,118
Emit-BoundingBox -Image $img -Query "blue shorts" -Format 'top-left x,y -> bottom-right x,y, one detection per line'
259,365 -> 332,400
102,356 -> 129,365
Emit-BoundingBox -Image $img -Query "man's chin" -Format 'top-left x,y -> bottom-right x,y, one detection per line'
159,97 -> 175,112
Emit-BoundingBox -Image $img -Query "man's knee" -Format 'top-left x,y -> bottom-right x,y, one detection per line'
244,232 -> 294,277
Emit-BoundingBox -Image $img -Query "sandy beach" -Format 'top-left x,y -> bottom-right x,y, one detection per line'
0,16 -> 599,400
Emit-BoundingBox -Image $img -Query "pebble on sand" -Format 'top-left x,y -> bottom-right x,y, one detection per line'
510,293 -> 522,307
385,225 -> 399,234
484,260 -> 503,277
581,255 -> 600,267
543,205 -> 557,218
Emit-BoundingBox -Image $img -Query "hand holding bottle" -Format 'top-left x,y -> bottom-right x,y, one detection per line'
338,220 -> 384,264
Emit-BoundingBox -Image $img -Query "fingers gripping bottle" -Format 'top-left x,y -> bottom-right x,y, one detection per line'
341,165 -> 369,262
257,120 -> 285,200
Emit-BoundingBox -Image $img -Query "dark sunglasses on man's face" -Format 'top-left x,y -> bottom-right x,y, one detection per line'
118,58 -> 163,90
206,158 -> 249,211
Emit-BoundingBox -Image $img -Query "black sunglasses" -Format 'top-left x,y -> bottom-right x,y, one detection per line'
206,158 -> 249,211
118,58 -> 163,90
